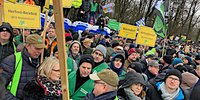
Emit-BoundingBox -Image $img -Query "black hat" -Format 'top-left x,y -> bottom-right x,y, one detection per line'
127,62 -> 143,73
120,71 -> 146,88
79,54 -> 94,68
165,69 -> 182,83
111,40 -> 119,48
163,55 -> 173,64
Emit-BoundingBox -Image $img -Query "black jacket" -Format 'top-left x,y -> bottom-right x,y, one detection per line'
0,48 -> 40,100
22,79 -> 62,100
83,91 -> 117,100
0,41 -> 17,63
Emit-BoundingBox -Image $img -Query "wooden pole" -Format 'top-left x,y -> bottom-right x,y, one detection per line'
52,0 -> 69,100
0,0 -> 4,25
40,11 -> 49,63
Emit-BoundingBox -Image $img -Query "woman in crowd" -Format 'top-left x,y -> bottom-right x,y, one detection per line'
117,71 -> 147,100
68,54 -> 95,100
22,57 -> 62,100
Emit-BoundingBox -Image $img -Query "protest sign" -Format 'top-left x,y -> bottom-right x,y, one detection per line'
102,3 -> 114,13
136,26 -> 157,47
119,23 -> 137,39
3,1 -> 40,29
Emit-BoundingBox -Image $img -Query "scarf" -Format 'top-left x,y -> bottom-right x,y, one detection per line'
37,75 -> 62,97
124,88 -> 143,100
160,82 -> 180,100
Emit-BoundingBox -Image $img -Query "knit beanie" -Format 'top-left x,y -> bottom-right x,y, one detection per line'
184,56 -> 192,64
128,48 -> 137,55
164,69 -> 182,83
163,55 -> 173,64
172,58 -> 183,66
94,44 -> 107,57
79,54 -> 94,68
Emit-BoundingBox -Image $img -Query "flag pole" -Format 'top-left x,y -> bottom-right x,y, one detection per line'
161,0 -> 170,58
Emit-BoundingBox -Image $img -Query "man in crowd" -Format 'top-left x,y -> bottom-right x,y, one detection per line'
144,60 -> 160,81
84,69 -> 119,100
147,69 -> 187,100
0,22 -> 17,63
124,48 -> 140,71
92,44 -> 109,73
0,34 -> 45,99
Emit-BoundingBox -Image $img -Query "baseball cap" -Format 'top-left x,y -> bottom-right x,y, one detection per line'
90,69 -> 119,87
26,34 -> 45,48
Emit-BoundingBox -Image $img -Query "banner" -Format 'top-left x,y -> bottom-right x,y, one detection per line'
3,1 -> 40,29
102,3 -> 114,13
119,23 -> 137,39
153,0 -> 167,38
136,26 -> 157,47
108,19 -> 120,31
50,0 -> 72,8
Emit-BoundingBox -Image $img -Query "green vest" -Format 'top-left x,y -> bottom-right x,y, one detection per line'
68,71 -> 94,100
92,62 -> 109,73
90,2 -> 98,12
7,52 -> 22,96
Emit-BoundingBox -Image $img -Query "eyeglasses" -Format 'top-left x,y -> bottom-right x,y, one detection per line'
168,76 -> 180,82
94,51 -> 103,57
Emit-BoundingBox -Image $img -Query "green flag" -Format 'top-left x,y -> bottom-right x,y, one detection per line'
153,0 -> 167,38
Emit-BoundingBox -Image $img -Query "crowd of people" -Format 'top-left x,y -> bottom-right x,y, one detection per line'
0,0 -> 200,100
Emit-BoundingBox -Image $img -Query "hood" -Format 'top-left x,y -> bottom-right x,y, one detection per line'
110,53 -> 125,76
0,22 -> 14,41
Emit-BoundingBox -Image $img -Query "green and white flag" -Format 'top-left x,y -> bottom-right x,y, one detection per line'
153,0 -> 167,38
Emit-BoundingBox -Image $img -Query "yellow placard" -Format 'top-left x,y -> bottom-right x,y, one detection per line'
136,26 -> 157,47
118,23 -> 137,39
7,0 -> 17,3
181,35 -> 186,39
3,1 -> 40,29
50,0 -> 72,8
170,35 -> 174,40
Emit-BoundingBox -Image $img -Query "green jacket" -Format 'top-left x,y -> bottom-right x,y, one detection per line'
92,62 -> 109,73
68,71 -> 94,100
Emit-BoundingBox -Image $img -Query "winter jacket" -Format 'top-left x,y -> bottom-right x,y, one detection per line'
0,41 -> 17,64
83,91 -> 118,100
44,38 -> 57,57
68,71 -> 94,100
22,78 -> 62,100
147,81 -> 188,100
0,48 -> 40,100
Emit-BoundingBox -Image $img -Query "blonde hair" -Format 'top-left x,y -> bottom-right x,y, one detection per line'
37,56 -> 59,79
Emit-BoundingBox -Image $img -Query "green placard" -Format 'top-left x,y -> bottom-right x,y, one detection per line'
108,19 -> 120,31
